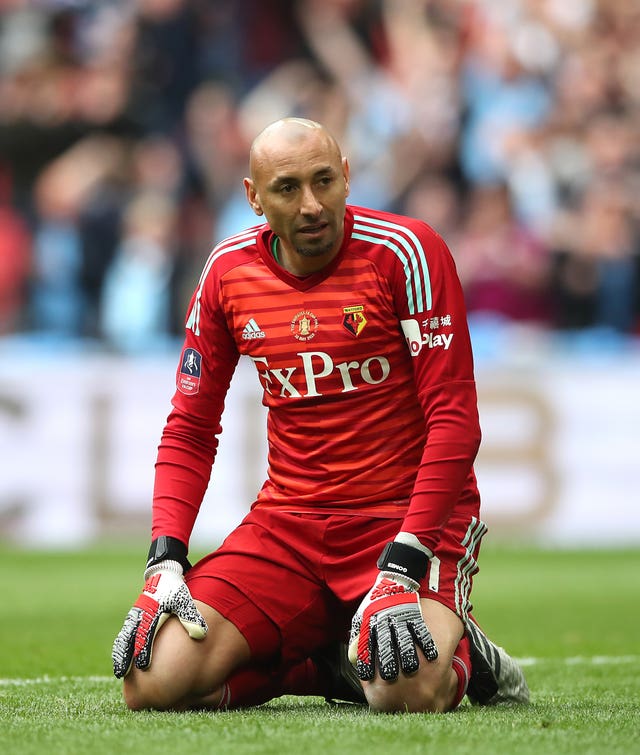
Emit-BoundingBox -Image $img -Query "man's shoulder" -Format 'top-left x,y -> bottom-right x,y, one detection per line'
347,205 -> 447,269
206,223 -> 266,272
193,224 -> 267,298
348,204 -> 443,245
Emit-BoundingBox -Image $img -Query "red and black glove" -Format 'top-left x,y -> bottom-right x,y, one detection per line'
112,537 -> 207,678
349,540 -> 438,681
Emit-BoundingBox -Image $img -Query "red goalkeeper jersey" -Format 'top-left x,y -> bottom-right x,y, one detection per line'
153,205 -> 481,553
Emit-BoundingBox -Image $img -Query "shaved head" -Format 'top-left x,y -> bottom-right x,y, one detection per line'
243,117 -> 350,276
248,118 -> 343,180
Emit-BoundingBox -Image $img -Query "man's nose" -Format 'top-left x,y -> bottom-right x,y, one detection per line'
300,185 -> 322,216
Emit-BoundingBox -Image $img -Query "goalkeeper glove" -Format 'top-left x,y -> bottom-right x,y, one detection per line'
348,538 -> 438,681
112,537 -> 207,679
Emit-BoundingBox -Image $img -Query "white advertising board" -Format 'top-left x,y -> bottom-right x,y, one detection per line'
0,342 -> 639,548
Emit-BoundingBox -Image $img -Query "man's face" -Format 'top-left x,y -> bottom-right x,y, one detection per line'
245,127 -> 350,265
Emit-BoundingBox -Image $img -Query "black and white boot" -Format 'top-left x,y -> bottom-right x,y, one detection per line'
466,618 -> 530,705
314,643 -> 367,706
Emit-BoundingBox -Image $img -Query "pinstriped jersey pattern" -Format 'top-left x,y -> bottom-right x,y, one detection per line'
217,244 -> 426,514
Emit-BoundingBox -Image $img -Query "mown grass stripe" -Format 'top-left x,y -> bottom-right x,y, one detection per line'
1,655 -> 638,686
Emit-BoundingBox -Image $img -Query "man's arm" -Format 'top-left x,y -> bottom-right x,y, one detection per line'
350,225 -> 480,680
396,229 -> 481,553
152,289 -> 240,544
112,273 -> 240,678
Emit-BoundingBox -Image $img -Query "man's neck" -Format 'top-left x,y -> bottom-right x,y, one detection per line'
273,236 -> 341,277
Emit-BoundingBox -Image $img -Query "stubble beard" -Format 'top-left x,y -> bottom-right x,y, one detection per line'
295,240 -> 335,258
294,228 -> 338,258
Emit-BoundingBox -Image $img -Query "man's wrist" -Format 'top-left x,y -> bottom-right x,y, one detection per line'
394,531 -> 434,559
146,536 -> 191,572
143,559 -> 183,581
376,540 -> 430,584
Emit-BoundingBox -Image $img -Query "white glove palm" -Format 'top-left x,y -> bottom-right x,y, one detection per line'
112,560 -> 207,678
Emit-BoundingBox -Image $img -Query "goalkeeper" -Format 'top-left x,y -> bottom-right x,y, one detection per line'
112,117 -> 529,713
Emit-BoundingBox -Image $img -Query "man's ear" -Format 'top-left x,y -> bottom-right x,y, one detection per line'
342,157 -> 351,198
243,177 -> 263,216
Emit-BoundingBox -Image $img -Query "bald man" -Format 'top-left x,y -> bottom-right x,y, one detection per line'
112,118 -> 529,713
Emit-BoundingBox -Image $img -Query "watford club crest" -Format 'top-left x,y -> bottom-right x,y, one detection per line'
342,305 -> 367,337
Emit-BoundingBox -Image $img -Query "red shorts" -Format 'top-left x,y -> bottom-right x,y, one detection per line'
185,508 -> 486,665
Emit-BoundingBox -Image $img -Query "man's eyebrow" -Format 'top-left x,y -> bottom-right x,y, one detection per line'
268,165 -> 336,187
314,165 -> 336,176
268,174 -> 299,188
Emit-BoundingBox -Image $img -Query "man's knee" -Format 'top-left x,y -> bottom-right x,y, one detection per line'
122,669 -> 193,711
122,669 -> 227,711
363,658 -> 459,714
120,604 -> 250,711
120,632 -> 220,711
122,678 -> 148,712
364,682 -> 445,714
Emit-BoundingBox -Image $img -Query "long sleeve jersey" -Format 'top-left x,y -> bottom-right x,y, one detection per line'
152,205 -> 482,554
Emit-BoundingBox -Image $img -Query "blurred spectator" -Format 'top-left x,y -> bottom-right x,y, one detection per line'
459,6 -> 552,192
29,136 -> 121,336
183,80 -> 248,212
77,147 -> 129,339
0,167 -> 31,335
0,4 -> 139,214
294,0 -> 434,209
454,183 -> 553,324
551,180 -> 639,333
402,174 -> 462,246
127,0 -> 201,134
100,189 -> 178,353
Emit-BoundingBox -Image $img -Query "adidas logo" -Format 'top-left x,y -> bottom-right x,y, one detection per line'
242,318 -> 266,340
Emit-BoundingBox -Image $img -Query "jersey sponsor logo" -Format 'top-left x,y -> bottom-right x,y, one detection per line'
401,318 -> 454,356
250,350 -> 391,398
290,310 -> 318,341
342,305 -> 367,337
177,347 -> 202,395
242,318 -> 265,340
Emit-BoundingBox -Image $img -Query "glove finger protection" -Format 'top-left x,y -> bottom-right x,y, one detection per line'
376,598 -> 418,680
112,560 -> 207,679
349,609 -> 376,681
349,539 -> 438,682
112,607 -> 141,680
409,610 -> 438,662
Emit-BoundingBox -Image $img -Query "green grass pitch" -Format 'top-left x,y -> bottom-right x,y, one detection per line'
1,545 -> 638,754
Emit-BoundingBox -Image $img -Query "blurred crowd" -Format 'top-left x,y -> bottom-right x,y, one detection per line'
1,0 -> 639,352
